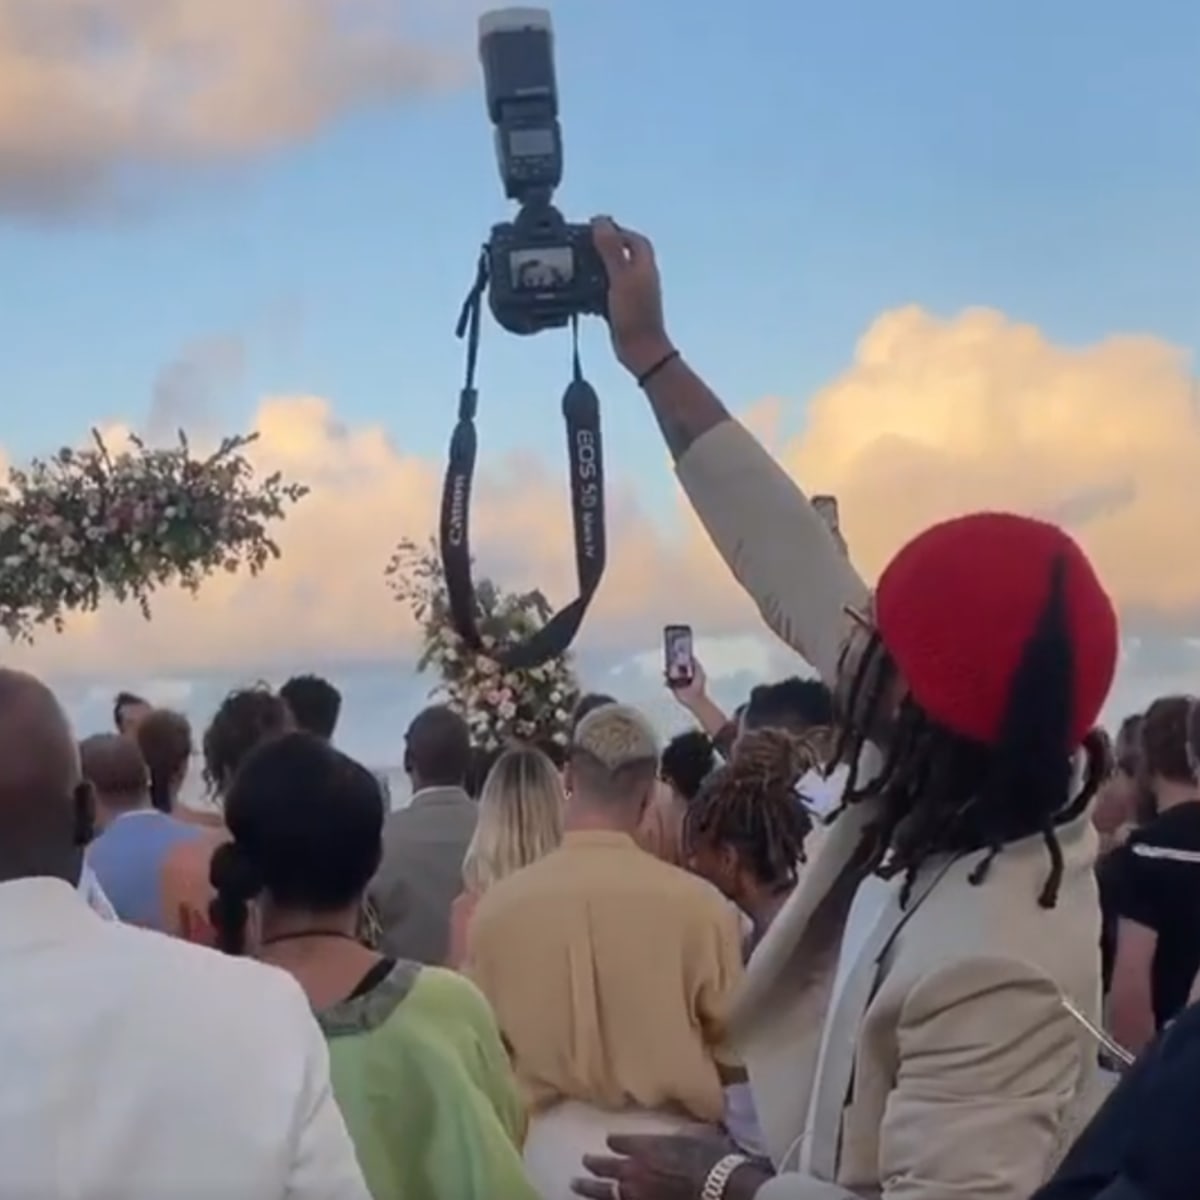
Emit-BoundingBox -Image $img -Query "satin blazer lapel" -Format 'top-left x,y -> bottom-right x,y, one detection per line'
805,856 -> 960,1181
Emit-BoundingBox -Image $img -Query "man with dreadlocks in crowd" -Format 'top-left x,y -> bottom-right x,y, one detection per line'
572,218 -> 1119,1200
685,728 -> 819,958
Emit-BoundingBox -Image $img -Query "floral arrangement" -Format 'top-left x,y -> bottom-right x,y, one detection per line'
0,430 -> 308,642
386,537 -> 581,753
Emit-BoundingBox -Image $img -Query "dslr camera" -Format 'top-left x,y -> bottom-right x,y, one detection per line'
479,8 -> 607,335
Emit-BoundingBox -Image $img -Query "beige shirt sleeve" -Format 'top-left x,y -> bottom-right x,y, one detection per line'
675,421 -> 870,685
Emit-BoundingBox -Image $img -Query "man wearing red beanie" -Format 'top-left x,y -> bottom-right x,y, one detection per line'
572,220 -> 1118,1200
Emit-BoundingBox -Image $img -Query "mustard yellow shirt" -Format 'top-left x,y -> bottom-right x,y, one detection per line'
465,830 -> 743,1122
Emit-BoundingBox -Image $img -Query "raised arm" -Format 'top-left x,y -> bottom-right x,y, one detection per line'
591,219 -> 869,685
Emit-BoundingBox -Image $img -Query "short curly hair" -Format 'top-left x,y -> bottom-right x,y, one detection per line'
202,685 -> 293,794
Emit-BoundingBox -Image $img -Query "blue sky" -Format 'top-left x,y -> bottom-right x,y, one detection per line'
3,0 -> 1198,763
4,0 -> 1196,468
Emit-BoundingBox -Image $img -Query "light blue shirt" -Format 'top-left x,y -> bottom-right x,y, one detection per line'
86,810 -> 204,930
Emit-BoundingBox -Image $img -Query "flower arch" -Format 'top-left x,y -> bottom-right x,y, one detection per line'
0,430 -> 307,642
386,538 -> 581,753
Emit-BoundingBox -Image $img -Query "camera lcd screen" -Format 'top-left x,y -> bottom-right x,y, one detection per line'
508,127 -> 555,157
509,246 -> 574,291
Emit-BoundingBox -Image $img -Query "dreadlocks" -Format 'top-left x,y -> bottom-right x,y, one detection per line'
830,556 -> 1109,909
684,728 -> 820,889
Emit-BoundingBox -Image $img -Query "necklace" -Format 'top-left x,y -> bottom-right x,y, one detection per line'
260,930 -> 361,948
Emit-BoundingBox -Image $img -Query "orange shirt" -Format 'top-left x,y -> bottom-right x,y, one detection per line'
159,827 -> 226,946
466,831 -> 743,1122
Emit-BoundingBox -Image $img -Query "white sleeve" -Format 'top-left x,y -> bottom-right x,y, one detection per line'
284,1003 -> 372,1200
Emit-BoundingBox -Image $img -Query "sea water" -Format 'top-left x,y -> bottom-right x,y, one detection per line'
176,762 -> 412,814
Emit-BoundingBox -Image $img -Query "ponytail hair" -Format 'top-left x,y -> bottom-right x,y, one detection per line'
208,842 -> 263,956
135,709 -> 193,816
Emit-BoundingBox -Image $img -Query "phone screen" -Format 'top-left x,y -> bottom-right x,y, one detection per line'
664,625 -> 694,687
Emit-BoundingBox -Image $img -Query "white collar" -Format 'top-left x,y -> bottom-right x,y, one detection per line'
409,785 -> 469,806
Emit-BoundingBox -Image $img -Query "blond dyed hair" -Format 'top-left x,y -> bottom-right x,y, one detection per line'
462,745 -> 565,893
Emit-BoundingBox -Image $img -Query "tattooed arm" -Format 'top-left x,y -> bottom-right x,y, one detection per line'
640,352 -> 732,460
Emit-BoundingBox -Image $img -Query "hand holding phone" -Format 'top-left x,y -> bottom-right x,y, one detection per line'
663,624 -> 695,689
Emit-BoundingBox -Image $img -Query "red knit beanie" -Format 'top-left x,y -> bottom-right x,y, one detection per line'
875,513 -> 1118,749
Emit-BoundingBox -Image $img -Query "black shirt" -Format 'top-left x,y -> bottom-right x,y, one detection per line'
1098,801 -> 1200,1028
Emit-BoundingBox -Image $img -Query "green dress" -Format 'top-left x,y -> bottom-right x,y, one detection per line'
318,961 -> 539,1200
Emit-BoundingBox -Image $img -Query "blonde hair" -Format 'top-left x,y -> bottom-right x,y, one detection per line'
462,745 -> 565,893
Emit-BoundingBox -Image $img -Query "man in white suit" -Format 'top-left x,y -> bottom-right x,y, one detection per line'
0,669 -> 371,1200
572,220 -> 1117,1200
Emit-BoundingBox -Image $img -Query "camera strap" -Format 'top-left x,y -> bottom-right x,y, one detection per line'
439,252 -> 606,668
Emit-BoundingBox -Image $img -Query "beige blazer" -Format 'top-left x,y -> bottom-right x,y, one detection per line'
676,420 -> 1108,1200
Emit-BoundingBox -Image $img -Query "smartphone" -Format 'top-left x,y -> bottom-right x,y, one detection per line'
812,495 -> 847,555
812,495 -> 839,536
663,624 -> 695,688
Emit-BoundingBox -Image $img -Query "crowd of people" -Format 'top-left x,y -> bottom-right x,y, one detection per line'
3,217 -> 1198,1200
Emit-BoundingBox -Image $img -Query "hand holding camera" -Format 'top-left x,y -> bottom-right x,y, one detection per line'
590,218 -> 676,379
438,10 -> 686,669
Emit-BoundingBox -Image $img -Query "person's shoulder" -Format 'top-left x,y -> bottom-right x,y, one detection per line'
381,804 -> 417,834
409,964 -> 493,1024
100,922 -> 310,1019
1131,803 -> 1200,856
640,854 -> 737,924
471,854 -> 558,925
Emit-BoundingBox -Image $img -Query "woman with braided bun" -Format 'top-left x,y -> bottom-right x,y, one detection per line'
572,218 -> 1120,1200
685,729 -> 817,954
208,731 -> 538,1200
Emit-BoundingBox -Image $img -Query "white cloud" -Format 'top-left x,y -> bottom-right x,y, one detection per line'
0,0 -> 462,215
769,307 -> 1200,633
5,308 -> 1199,723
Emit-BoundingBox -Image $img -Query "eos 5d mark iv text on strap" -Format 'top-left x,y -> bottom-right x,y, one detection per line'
439,254 -> 606,670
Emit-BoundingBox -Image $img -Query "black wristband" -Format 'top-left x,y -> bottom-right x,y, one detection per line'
636,349 -> 681,389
